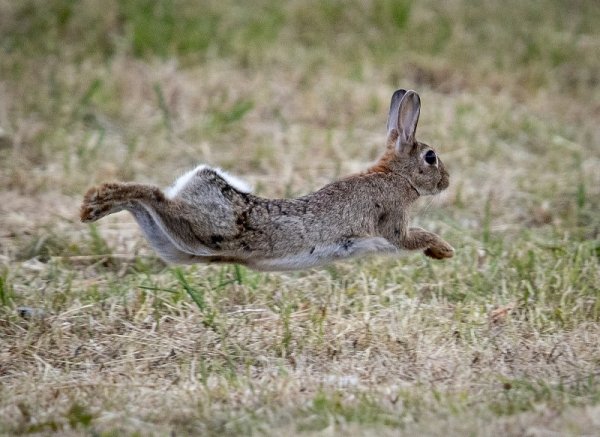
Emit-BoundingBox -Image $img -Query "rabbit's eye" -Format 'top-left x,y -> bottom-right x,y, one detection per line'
424,150 -> 437,165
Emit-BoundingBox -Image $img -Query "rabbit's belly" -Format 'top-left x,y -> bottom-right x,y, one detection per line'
249,237 -> 399,271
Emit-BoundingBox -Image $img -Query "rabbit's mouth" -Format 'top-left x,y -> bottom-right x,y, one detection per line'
437,174 -> 449,191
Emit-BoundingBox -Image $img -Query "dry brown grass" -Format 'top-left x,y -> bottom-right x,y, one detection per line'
1,0 -> 599,435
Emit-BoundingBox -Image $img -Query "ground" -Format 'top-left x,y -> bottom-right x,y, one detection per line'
0,0 -> 599,435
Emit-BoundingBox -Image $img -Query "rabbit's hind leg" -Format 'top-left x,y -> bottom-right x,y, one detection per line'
80,181 -> 228,260
81,180 -> 238,258
126,203 -> 202,264
80,182 -> 164,223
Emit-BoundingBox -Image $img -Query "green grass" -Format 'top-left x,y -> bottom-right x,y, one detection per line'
1,0 -> 599,435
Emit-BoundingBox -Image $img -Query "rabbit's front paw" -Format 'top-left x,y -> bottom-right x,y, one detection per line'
424,241 -> 454,260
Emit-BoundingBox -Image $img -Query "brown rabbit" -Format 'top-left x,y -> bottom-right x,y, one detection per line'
80,89 -> 454,271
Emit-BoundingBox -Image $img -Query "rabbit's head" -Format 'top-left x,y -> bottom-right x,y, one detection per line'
377,90 -> 449,196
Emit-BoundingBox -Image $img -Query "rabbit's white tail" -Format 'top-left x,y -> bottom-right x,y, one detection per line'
165,164 -> 252,199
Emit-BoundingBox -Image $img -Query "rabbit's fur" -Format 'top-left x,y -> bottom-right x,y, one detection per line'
80,89 -> 454,271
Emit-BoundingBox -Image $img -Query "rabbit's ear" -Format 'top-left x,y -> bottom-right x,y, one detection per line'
386,89 -> 407,135
397,90 -> 421,149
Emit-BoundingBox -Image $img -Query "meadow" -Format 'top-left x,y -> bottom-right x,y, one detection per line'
0,0 -> 599,435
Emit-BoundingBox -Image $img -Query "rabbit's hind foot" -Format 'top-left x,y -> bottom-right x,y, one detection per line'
80,184 -> 124,222
80,182 -> 163,223
80,200 -> 116,223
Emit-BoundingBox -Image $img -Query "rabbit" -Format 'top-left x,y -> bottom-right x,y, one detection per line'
80,89 -> 454,271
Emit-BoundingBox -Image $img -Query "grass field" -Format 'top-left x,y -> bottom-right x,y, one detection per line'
1,0 -> 599,435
